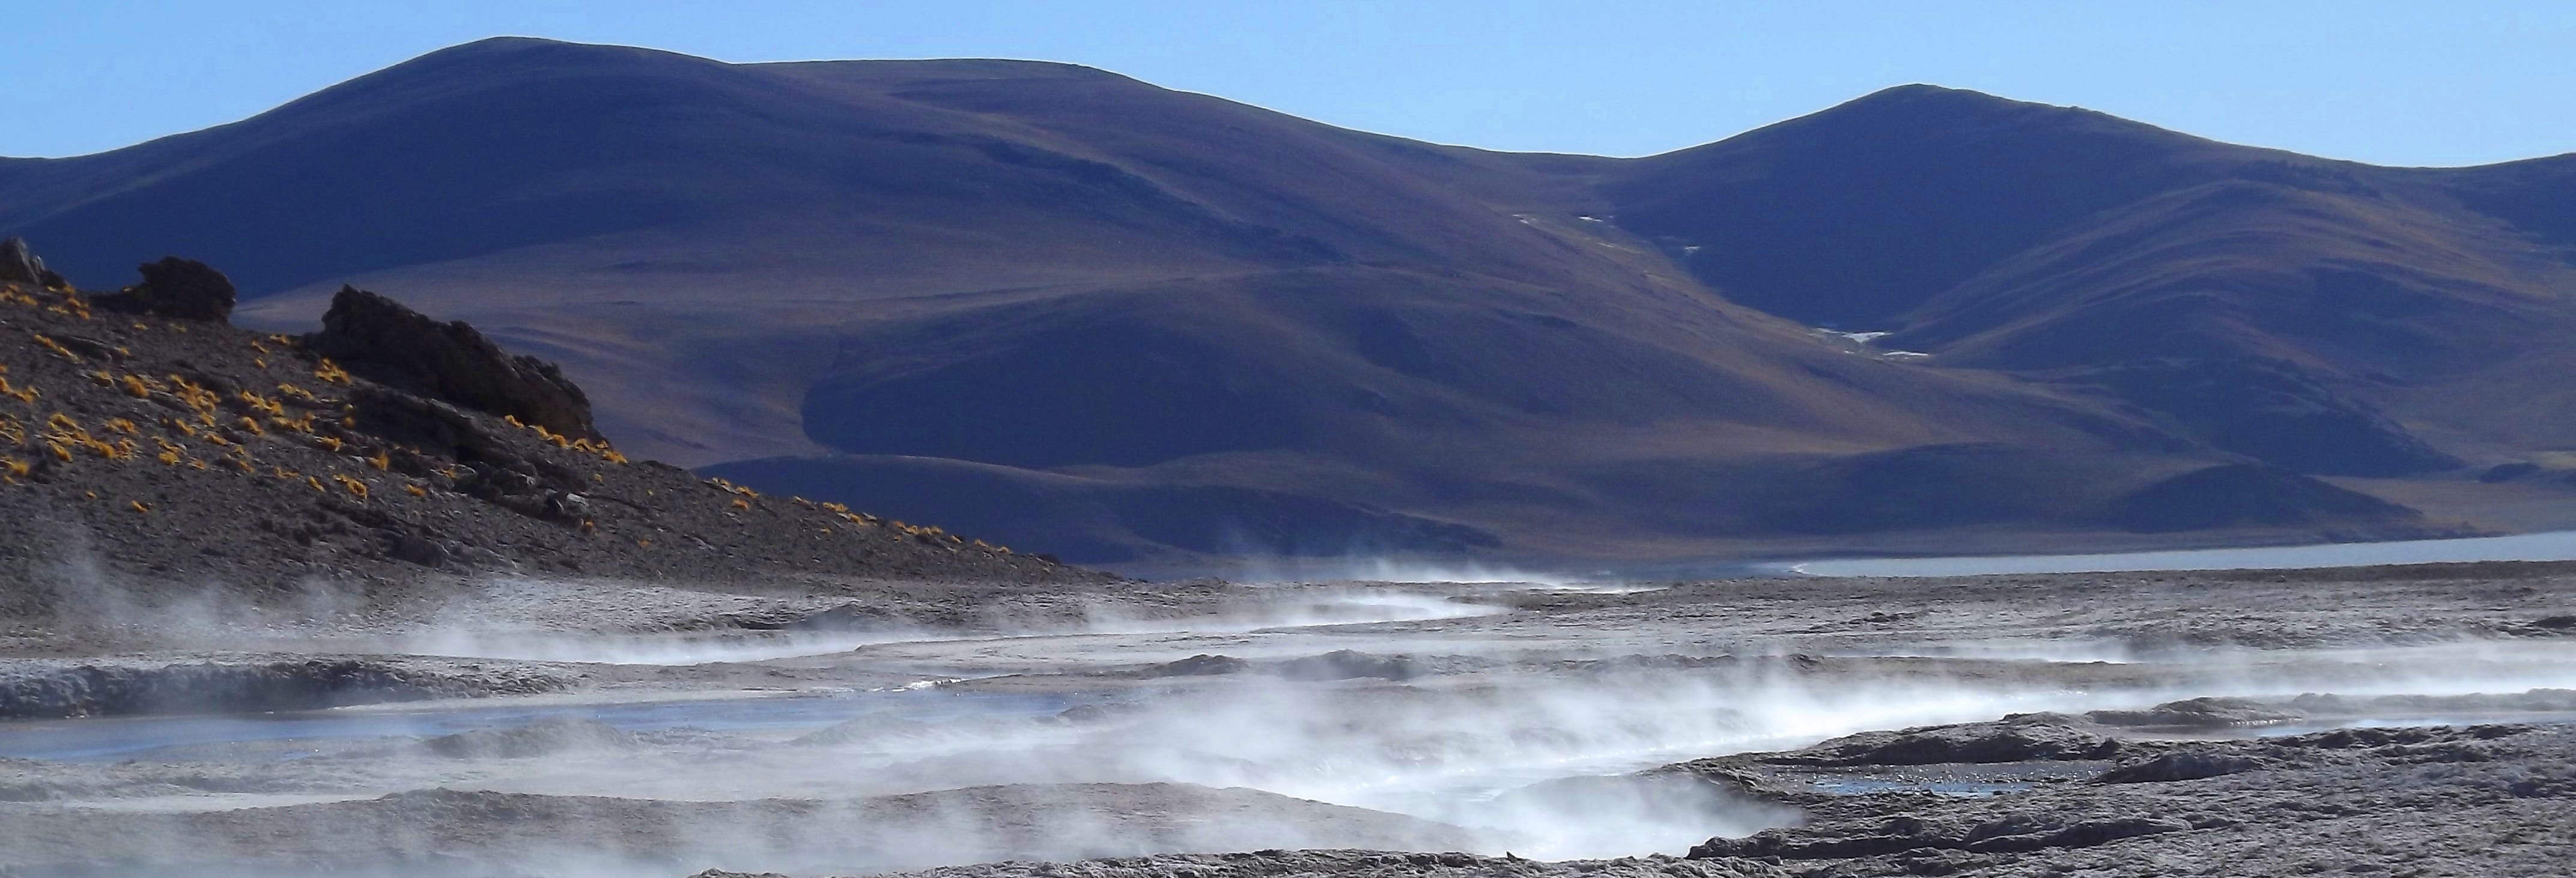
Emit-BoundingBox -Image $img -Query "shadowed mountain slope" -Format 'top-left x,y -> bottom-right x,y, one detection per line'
1574,85 -> 2576,477
9,39 -> 2559,569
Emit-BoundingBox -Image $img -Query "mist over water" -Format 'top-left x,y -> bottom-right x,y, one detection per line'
8,565 -> 2576,875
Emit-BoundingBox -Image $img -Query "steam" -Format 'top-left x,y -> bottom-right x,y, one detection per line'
10,548 -> 2576,876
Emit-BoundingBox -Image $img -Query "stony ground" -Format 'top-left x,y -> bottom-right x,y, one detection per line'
0,274 -> 1113,647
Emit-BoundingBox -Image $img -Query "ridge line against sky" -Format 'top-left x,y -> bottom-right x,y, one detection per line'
5,1 -> 2574,166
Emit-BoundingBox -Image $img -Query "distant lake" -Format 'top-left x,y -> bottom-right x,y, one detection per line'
1783,530 -> 2576,577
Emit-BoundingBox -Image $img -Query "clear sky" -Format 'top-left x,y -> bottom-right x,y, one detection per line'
7,1 -> 2572,166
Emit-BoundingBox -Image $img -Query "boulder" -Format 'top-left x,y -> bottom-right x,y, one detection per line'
308,285 -> 600,439
0,237 -> 48,286
126,256 -> 237,321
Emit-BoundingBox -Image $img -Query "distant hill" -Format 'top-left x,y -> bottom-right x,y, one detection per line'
10,38 -> 2563,571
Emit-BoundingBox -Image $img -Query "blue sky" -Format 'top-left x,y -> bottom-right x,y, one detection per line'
6,1 -> 2571,165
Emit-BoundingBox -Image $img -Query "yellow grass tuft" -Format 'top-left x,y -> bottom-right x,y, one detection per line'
31,335 -> 79,362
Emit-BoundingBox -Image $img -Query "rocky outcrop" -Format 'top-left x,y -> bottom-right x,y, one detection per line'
306,285 -> 600,439
0,237 -> 61,287
118,256 -> 238,321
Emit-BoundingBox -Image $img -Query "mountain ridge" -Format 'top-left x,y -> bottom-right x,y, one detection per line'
6,38 -> 2563,571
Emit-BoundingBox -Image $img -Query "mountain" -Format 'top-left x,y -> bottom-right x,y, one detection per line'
1575,85 -> 2576,474
9,38 -> 2564,571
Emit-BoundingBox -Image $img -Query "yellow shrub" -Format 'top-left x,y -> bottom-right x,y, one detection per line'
31,335 -> 79,362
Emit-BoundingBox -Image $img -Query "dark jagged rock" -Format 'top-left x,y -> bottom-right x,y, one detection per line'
0,237 -> 55,287
307,285 -> 600,440
114,256 -> 238,321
